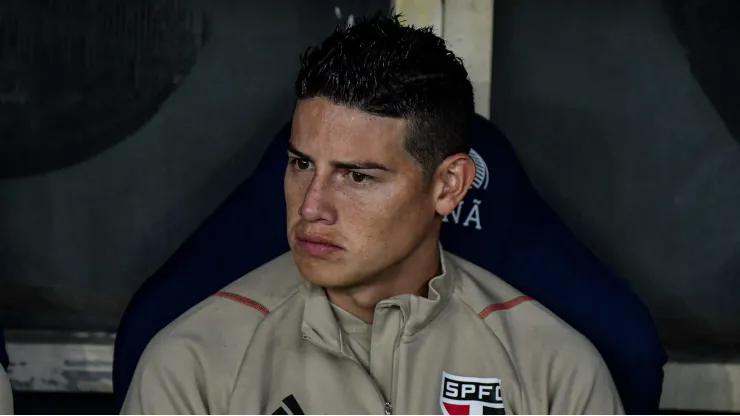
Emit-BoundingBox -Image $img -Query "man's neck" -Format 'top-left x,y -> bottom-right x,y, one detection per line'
325,239 -> 441,323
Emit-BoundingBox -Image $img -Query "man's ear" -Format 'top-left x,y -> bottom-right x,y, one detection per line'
433,153 -> 476,217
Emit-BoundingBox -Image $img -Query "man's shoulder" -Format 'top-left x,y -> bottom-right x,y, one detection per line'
447,251 -> 598,355
447,251 -> 534,317
446,251 -> 620,413
218,251 -> 306,313
146,252 -> 305,359
126,252 -> 307,413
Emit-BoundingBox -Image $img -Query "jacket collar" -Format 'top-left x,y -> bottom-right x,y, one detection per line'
300,247 -> 457,355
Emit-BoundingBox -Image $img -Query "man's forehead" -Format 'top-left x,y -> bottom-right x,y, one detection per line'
291,98 -> 409,160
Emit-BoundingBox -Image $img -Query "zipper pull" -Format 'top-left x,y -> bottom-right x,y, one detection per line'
384,402 -> 393,415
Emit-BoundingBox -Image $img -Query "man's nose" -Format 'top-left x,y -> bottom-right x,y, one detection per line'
299,175 -> 337,224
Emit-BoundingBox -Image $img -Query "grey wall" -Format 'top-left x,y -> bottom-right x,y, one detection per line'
0,0 -> 387,330
491,0 -> 740,346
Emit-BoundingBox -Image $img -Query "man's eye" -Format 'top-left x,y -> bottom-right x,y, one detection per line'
350,172 -> 370,183
292,159 -> 311,170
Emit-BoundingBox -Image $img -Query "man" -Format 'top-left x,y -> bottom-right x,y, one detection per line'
123,13 -> 623,414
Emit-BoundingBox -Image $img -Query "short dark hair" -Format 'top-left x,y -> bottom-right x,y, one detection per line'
295,12 -> 474,178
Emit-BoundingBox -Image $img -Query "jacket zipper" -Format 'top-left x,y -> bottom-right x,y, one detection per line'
389,335 -> 402,415
302,334 -> 392,414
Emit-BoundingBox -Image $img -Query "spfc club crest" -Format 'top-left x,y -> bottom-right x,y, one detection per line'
440,372 -> 505,415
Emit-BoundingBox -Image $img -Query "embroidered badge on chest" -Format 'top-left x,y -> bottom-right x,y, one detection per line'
440,372 -> 505,415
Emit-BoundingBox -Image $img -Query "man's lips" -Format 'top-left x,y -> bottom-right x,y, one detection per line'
295,234 -> 344,256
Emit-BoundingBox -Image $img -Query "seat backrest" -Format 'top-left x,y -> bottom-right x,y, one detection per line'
113,115 -> 666,414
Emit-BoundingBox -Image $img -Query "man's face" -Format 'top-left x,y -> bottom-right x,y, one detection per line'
285,97 -> 438,289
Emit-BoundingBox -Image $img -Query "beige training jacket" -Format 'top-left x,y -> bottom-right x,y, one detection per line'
123,251 -> 624,415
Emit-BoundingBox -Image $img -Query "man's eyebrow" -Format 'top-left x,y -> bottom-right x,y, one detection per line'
287,143 -> 390,171
333,160 -> 390,171
287,143 -> 312,161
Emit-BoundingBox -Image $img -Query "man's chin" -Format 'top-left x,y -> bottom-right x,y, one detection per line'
292,255 -> 359,288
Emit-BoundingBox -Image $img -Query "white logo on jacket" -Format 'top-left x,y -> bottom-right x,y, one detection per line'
440,372 -> 505,415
